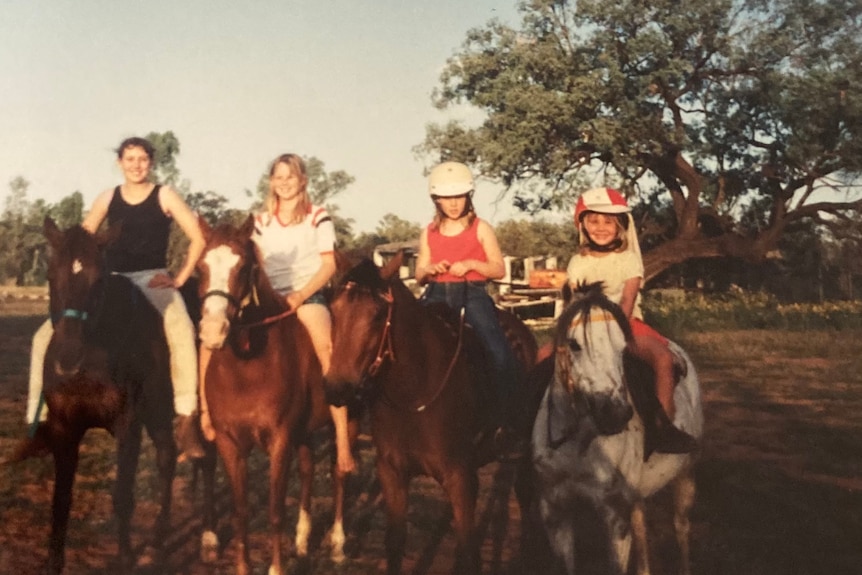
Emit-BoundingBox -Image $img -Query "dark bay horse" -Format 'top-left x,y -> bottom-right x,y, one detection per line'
324,254 -> 538,575
532,283 -> 703,575
7,218 -> 183,574
196,216 -> 357,575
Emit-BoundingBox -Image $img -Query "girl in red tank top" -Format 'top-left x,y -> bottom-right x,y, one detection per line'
416,162 -> 523,458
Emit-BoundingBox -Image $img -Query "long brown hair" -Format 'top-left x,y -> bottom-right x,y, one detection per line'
264,153 -> 310,225
430,194 -> 477,231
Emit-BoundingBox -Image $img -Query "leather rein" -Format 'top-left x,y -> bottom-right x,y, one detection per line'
352,282 -> 466,414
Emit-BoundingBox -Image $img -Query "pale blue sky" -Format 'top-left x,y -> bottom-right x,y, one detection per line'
0,0 -> 536,233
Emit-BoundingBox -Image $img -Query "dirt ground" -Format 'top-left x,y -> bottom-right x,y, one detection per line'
0,310 -> 860,575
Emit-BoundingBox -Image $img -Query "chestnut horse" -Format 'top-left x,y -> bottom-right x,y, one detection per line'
532,283 -> 703,575
7,217 -> 193,574
324,254 -> 538,575
196,216 -> 357,575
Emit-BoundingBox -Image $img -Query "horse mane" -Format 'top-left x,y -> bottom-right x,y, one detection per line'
554,282 -> 634,351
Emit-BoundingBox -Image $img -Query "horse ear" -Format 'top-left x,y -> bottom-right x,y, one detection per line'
380,250 -> 404,281
334,250 -> 351,272
239,214 -> 256,238
43,216 -> 63,248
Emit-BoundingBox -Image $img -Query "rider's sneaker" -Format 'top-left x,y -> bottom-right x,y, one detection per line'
652,421 -> 698,455
175,414 -> 207,461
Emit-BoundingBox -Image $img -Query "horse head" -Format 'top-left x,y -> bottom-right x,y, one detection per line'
196,215 -> 261,350
324,252 -> 403,407
43,216 -> 117,376
554,282 -> 634,436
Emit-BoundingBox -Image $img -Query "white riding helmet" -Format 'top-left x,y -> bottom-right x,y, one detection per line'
428,162 -> 474,197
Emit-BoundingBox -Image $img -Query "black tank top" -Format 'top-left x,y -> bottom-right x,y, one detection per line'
104,185 -> 171,273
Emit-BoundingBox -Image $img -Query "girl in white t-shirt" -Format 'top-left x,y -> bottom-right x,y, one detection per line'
567,187 -> 697,455
201,154 -> 355,474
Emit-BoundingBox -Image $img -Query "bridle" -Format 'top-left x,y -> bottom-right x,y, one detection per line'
545,289 -> 632,450
344,281 -> 466,413
200,246 -> 298,330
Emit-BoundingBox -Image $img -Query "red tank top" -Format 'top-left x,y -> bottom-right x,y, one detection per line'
426,218 -> 488,282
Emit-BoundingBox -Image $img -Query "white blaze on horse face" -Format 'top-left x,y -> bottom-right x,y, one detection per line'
568,309 -> 628,398
202,246 -> 240,320
71,259 -> 83,275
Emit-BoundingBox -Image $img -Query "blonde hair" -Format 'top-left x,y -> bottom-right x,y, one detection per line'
577,213 -> 629,255
264,153 -> 310,225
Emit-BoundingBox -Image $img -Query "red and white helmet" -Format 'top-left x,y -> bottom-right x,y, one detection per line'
574,187 -> 630,223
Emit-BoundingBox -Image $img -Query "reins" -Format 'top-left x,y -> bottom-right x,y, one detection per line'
362,283 -> 466,413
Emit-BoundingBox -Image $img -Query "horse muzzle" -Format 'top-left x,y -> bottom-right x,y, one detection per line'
323,377 -> 358,408
588,393 -> 634,436
199,316 -> 229,350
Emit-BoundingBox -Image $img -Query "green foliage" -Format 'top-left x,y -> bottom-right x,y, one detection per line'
423,0 -> 862,276
495,217 -> 579,262
644,289 -> 862,334
343,213 -> 422,255
145,130 -> 182,187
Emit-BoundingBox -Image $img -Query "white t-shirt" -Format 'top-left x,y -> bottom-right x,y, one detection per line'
253,205 -> 336,296
566,250 -> 645,320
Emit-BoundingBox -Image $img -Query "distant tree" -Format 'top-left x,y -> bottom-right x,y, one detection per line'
49,191 -> 84,229
346,213 -> 422,256
0,177 -> 49,285
146,130 -> 182,187
422,0 -> 862,284
495,218 -> 579,264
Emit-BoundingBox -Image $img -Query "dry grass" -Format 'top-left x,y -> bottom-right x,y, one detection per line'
0,308 -> 860,574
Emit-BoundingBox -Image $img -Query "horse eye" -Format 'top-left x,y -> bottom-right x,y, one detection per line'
568,340 -> 581,352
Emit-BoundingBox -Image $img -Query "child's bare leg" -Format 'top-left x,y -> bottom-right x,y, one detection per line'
632,335 -> 676,418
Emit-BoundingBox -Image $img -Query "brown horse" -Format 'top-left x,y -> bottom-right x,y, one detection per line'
6,217 -> 192,574
196,216 -> 357,575
324,254 -> 538,575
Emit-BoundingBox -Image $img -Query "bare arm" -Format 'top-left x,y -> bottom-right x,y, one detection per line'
286,252 -> 337,309
447,219 -> 506,280
619,276 -> 641,319
159,186 -> 205,288
415,227 -> 449,285
81,189 -> 113,234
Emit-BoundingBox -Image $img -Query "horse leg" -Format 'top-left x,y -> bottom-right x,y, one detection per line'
442,466 -> 479,574
114,421 -> 143,572
46,433 -> 83,575
538,496 -> 577,575
601,501 -> 633,575
217,438 -> 252,575
294,443 -> 313,558
630,500 -> 650,575
266,434 -> 291,575
377,459 -> 409,575
327,439 -> 349,564
672,467 -> 696,575
197,448 -> 220,564
147,423 -> 177,552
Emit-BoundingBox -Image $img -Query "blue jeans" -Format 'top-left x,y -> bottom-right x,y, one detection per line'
421,281 -> 518,405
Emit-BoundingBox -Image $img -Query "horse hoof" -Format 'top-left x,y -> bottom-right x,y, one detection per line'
200,530 -> 220,563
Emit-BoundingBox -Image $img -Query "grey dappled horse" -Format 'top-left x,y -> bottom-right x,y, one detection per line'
532,283 -> 703,575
